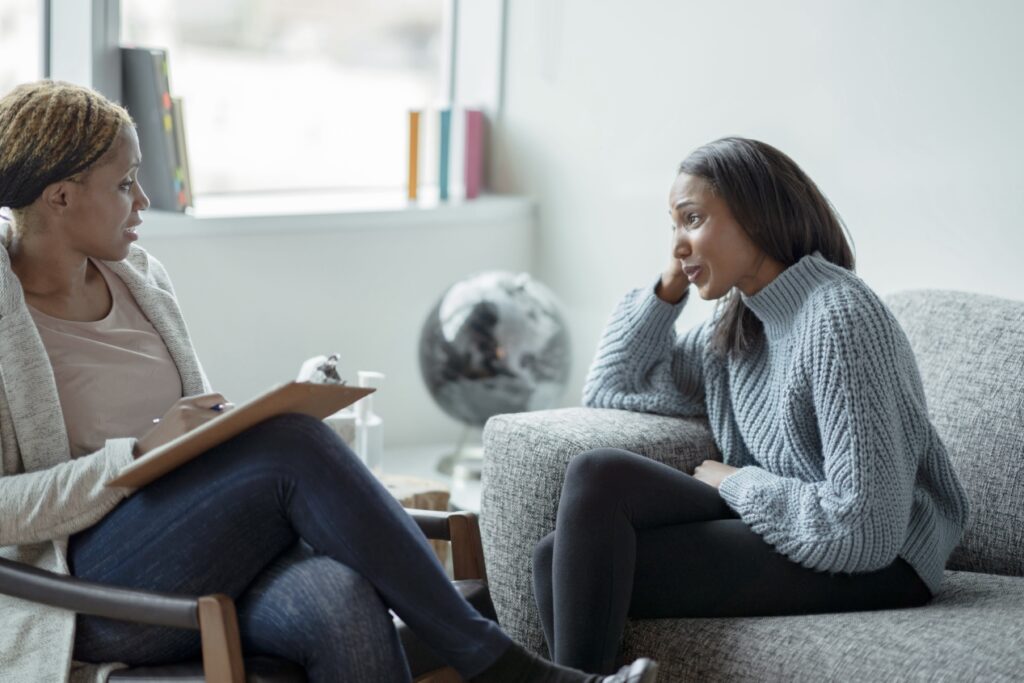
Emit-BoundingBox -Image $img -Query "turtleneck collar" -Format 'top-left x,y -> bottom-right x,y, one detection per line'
740,252 -> 846,339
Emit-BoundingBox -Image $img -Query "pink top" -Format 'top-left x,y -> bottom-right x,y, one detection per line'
29,260 -> 183,458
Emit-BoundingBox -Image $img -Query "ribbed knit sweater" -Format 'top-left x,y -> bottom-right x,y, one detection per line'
583,253 -> 970,595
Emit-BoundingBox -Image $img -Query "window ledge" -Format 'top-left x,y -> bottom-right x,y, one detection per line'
139,191 -> 535,237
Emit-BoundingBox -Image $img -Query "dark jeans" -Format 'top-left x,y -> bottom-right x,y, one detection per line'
532,448 -> 932,673
70,413 -> 509,682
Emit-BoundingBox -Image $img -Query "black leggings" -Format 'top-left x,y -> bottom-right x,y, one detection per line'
531,448 -> 932,673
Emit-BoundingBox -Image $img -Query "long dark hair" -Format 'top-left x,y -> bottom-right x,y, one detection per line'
678,137 -> 855,356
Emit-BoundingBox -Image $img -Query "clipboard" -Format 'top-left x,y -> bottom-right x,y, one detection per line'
106,382 -> 374,488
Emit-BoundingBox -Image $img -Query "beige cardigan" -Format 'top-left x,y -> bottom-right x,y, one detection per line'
0,230 -> 211,682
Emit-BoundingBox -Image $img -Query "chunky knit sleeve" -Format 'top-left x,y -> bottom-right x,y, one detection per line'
718,295 -> 922,574
582,281 -> 708,417
0,440 -> 136,546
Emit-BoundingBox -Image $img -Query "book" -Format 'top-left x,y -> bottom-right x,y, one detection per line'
438,108 -> 451,201
170,97 -> 193,209
121,46 -> 187,212
407,110 -> 421,201
106,382 -> 374,488
464,108 -> 484,199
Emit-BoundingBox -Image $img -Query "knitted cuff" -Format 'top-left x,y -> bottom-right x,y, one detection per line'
718,465 -> 778,512
620,277 -> 689,340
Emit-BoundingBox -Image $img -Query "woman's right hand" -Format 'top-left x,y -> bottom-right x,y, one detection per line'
656,237 -> 690,304
134,392 -> 234,458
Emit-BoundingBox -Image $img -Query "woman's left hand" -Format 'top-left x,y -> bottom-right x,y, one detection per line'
692,460 -> 740,489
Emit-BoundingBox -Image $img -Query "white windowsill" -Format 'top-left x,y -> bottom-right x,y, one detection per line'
139,191 -> 535,237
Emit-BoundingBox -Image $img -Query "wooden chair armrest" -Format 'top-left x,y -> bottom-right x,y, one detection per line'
0,557 -> 243,683
0,557 -> 198,628
405,509 -> 488,582
198,594 -> 245,683
406,508 -> 455,540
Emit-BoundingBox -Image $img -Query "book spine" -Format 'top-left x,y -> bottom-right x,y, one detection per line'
407,110 -> 420,201
121,47 -> 179,212
171,97 -> 193,208
152,50 -> 185,211
438,108 -> 451,201
464,109 -> 483,199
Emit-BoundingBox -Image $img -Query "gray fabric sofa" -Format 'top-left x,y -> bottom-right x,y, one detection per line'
480,290 -> 1024,681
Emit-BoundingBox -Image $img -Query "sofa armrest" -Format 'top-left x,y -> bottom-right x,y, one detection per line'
480,407 -> 718,655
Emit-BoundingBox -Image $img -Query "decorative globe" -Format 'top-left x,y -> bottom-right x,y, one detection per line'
419,271 -> 571,427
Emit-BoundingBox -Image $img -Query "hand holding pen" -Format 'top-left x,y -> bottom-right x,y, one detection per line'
152,401 -> 228,424
135,392 -> 235,459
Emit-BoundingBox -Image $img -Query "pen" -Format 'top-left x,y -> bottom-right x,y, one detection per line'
152,403 -> 226,424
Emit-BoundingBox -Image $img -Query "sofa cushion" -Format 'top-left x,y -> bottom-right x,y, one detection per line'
886,291 -> 1024,577
618,570 -> 1024,682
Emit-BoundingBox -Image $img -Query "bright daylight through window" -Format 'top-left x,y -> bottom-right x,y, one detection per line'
0,0 -> 41,97
121,0 -> 445,198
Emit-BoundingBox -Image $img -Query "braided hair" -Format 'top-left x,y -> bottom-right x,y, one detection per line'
0,80 -> 134,229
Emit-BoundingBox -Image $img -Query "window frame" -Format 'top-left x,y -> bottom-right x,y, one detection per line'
44,0 -> 507,205
0,0 -> 48,95
44,0 -> 122,101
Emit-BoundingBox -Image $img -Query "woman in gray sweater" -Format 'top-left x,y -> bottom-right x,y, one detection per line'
0,80 -> 655,683
531,137 -> 971,674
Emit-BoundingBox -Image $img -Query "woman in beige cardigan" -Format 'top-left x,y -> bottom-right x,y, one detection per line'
0,81 -> 656,683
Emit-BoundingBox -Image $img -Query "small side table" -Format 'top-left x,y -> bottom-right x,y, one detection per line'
382,444 -> 482,514
377,472 -> 451,567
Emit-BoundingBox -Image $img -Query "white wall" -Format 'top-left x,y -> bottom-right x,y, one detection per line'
492,0 -> 1024,405
140,199 -> 534,449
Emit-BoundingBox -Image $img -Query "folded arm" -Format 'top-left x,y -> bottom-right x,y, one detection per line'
583,282 -> 709,417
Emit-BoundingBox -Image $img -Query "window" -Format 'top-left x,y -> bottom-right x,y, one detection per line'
0,0 -> 43,96
121,0 -> 446,196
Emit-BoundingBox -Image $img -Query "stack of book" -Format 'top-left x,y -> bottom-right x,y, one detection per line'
407,107 -> 485,202
121,46 -> 193,212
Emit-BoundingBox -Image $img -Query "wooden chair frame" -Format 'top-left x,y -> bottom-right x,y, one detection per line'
0,509 -> 488,682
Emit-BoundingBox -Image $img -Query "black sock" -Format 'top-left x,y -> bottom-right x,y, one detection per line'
471,641 -> 599,683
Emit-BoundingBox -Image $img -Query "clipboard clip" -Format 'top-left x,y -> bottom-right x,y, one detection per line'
297,353 -> 347,385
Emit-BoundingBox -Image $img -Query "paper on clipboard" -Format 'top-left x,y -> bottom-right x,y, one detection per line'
106,381 -> 374,489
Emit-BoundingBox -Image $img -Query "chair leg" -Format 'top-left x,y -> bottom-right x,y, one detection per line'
197,594 -> 245,683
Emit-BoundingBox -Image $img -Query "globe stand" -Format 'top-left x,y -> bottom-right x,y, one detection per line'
436,426 -> 484,481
